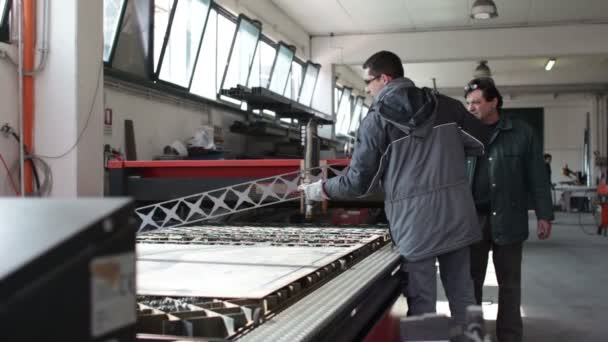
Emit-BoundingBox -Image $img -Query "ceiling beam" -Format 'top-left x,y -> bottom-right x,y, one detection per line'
439,83 -> 608,97
311,24 -> 608,65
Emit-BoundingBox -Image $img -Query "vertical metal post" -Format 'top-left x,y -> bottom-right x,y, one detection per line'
17,0 -> 24,196
584,112 -> 591,187
304,120 -> 319,219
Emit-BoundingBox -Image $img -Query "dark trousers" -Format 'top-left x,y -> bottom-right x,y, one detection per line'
401,246 -> 476,327
470,214 -> 523,342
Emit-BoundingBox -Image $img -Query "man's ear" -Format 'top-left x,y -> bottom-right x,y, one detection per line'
491,97 -> 498,110
382,74 -> 393,84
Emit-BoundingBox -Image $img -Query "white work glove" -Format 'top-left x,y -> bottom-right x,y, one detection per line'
298,180 -> 329,201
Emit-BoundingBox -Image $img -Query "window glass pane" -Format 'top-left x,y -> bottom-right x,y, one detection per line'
221,17 -> 261,90
298,63 -> 320,106
334,87 -> 342,114
154,0 -> 173,72
190,9 -> 217,100
112,0 -> 151,77
268,44 -> 294,94
103,0 -> 125,62
285,61 -> 302,100
216,14 -> 236,92
348,97 -> 364,134
248,41 -> 276,88
336,88 -> 352,136
158,0 -> 211,88
0,0 -> 6,23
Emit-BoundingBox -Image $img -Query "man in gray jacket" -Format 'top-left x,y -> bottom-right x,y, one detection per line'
300,51 -> 487,327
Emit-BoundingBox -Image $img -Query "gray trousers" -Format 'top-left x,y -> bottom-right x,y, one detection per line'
401,245 -> 476,326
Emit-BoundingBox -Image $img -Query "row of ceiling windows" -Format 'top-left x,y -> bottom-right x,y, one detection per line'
103,0 -> 321,110
0,1 -> 368,136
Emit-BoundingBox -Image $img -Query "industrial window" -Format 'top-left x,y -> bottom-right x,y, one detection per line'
0,0 -> 9,42
334,86 -> 343,115
153,0 -> 173,73
0,0 -> 7,27
190,8 -> 218,100
220,15 -> 261,93
156,0 -> 211,88
248,40 -> 276,88
335,87 -> 353,137
285,60 -> 303,100
102,0 -> 326,120
215,12 -> 237,94
111,0 -> 152,77
298,62 -> 320,106
348,96 -> 364,134
267,43 -> 295,95
103,0 -> 126,63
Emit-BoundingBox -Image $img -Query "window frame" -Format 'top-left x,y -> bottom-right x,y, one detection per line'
297,61 -> 321,106
334,85 -> 343,115
218,13 -> 262,94
0,0 -> 11,43
335,87 -> 353,137
248,37 -> 277,88
103,0 -> 128,66
348,96 -> 365,135
267,42 -> 295,94
155,0 -> 213,90
284,58 -> 304,100
102,0 -> 328,124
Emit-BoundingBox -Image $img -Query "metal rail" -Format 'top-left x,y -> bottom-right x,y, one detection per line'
135,164 -> 346,231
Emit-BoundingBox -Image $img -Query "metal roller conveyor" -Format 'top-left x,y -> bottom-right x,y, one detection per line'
135,225 -> 401,342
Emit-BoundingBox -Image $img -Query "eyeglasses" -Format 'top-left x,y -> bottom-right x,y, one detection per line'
464,77 -> 495,92
464,83 -> 479,92
364,75 -> 381,85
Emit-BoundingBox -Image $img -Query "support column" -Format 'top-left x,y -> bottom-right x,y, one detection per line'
35,0 -> 104,196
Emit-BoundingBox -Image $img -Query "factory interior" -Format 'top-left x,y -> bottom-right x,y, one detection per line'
1,0 -> 608,341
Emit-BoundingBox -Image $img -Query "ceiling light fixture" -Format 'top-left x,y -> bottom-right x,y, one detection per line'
545,58 -> 556,71
471,0 -> 498,19
474,60 -> 492,78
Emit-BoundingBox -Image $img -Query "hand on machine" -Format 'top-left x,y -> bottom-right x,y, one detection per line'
298,180 -> 329,202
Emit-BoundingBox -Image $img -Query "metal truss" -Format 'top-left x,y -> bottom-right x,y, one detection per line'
135,164 -> 347,232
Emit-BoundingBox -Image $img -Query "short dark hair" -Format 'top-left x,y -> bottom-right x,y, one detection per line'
544,153 -> 552,160
362,51 -> 404,78
464,77 -> 503,111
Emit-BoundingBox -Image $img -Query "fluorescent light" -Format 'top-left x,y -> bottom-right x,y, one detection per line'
545,58 -> 556,71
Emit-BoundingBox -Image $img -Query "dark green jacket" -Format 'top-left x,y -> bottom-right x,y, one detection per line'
473,115 -> 554,245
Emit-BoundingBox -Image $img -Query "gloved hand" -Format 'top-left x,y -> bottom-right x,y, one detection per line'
298,180 -> 329,202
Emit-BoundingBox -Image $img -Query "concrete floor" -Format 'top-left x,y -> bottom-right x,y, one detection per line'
444,211 -> 608,341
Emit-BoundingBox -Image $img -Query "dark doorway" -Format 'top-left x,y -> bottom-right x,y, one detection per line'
502,107 -> 545,149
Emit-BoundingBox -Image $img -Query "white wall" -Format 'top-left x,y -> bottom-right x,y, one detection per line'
32,0 -> 104,196
0,1 -> 104,197
104,85 -> 249,160
0,44 -> 19,196
75,0 -> 104,196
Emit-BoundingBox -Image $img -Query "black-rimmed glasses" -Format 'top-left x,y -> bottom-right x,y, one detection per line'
364,75 -> 381,85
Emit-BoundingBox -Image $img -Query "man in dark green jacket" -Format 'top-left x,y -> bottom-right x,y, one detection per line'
464,78 -> 554,342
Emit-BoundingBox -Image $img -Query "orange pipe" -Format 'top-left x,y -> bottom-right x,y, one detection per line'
23,0 -> 35,194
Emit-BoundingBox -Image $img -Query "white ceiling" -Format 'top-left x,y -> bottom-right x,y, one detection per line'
272,0 -> 608,36
350,55 -> 608,89
270,0 -> 608,89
